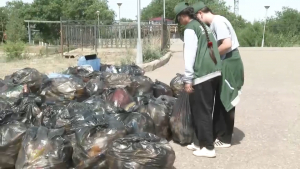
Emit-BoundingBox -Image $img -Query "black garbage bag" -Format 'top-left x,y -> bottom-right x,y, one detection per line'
13,93 -> 43,126
170,73 -> 184,97
64,66 -> 94,81
72,114 -> 127,169
41,105 -> 73,132
0,84 -> 24,98
0,96 -> 14,110
127,76 -> 154,97
6,68 -> 47,93
0,96 -> 22,125
15,127 -> 73,169
155,95 -> 177,117
100,64 -> 120,74
101,72 -> 132,88
0,122 -> 27,168
119,64 -> 145,76
106,132 -> 176,169
40,77 -> 88,104
107,88 -> 136,111
85,75 -> 105,96
84,95 -> 119,114
170,91 -> 193,144
123,112 -> 155,135
153,80 -> 173,98
134,95 -> 153,114
146,100 -> 171,140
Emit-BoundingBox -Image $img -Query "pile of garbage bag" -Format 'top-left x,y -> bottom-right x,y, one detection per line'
106,132 -> 176,169
0,65 -> 196,168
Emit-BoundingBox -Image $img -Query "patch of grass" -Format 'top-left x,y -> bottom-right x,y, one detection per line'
142,38 -> 167,62
3,41 -> 26,61
118,48 -> 135,65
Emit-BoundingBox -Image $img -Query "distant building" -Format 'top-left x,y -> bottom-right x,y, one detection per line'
149,17 -> 174,25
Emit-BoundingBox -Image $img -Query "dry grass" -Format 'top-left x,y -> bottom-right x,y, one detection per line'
0,46 -> 138,78
0,36 -> 165,78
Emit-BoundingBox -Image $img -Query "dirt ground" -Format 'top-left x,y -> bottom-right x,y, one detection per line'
145,41 -> 300,169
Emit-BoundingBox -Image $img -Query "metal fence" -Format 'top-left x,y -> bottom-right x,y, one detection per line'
61,19 -> 170,52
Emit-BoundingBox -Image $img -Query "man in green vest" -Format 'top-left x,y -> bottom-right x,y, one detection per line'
174,2 -> 222,158
192,1 -> 244,148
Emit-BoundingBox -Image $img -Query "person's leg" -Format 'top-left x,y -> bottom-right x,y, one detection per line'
189,78 -> 216,157
217,107 -> 235,144
212,80 -> 225,142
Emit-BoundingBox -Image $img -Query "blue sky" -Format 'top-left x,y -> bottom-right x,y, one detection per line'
1,0 -> 300,22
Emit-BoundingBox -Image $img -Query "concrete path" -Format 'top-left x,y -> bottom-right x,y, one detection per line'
146,40 -> 300,169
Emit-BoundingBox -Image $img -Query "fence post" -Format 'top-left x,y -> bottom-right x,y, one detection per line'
66,20 -> 69,52
46,43 -> 48,57
60,17 -> 63,57
94,21 -> 97,53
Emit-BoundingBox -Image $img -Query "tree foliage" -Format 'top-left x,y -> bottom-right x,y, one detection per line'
1,0 -> 300,47
141,0 -> 300,47
0,0 -> 115,43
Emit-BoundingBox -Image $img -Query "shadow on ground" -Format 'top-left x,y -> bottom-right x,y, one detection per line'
232,127 -> 245,145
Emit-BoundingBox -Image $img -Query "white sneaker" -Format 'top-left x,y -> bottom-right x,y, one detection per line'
214,139 -> 231,148
186,143 -> 200,151
193,147 -> 216,158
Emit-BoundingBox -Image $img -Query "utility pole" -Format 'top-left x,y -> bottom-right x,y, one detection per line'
262,6 -> 270,47
163,0 -> 165,20
136,0 -> 143,64
234,0 -> 239,15
117,2 -> 122,39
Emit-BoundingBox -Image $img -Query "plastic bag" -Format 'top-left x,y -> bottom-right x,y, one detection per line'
119,64 -> 145,76
146,100 -> 172,140
170,73 -> 184,97
72,114 -> 127,168
13,93 -> 43,126
0,122 -> 27,168
41,105 -> 73,133
7,68 -> 47,93
0,84 -> 24,98
106,132 -> 176,169
15,127 -> 73,169
170,91 -> 193,144
40,77 -> 87,104
128,76 -> 154,97
123,112 -> 155,135
102,72 -> 132,88
107,88 -> 136,111
84,95 -> 118,114
153,80 -> 173,98
64,66 -> 94,79
85,75 -> 105,96
155,95 -> 177,117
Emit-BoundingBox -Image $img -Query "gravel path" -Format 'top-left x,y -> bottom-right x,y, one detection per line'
146,41 -> 300,169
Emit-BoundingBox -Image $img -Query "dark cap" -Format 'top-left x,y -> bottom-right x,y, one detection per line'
174,2 -> 189,23
192,1 -> 206,13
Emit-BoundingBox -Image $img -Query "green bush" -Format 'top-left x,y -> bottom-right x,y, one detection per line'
3,41 -> 26,61
142,44 -> 162,62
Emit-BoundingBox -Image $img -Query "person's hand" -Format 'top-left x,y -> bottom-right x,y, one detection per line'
184,83 -> 194,93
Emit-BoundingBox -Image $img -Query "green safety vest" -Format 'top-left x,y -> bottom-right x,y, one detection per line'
220,49 -> 244,111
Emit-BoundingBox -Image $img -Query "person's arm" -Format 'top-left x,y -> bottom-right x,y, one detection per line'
213,21 -> 232,55
183,29 -> 198,84
218,38 -> 232,56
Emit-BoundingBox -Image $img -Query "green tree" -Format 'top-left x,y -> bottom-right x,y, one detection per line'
5,8 -> 27,42
120,18 -> 133,22
26,0 -> 115,43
